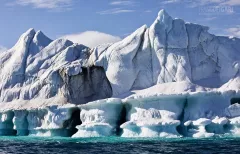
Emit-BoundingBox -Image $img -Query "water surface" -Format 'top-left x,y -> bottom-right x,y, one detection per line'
0,136 -> 239,153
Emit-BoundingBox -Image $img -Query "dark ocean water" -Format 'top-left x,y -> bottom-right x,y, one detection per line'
0,136 -> 239,154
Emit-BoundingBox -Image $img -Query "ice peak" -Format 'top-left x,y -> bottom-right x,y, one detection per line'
157,9 -> 172,21
28,30 -> 52,56
35,30 -> 44,37
151,9 -> 173,29
158,9 -> 168,17
33,30 -> 52,44
25,28 -> 36,36
10,28 -> 36,51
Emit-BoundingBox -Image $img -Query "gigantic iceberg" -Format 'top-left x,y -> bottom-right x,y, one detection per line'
0,9 -> 239,138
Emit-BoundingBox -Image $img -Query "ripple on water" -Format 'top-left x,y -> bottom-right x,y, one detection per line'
0,137 -> 239,153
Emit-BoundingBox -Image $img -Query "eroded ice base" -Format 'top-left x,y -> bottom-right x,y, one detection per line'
13,110 -> 28,136
0,111 -> 16,135
121,119 -> 181,138
72,123 -> 113,137
72,98 -> 123,138
0,92 -> 239,138
120,96 -> 185,138
120,91 -> 240,138
6,105 -> 81,137
27,105 -> 80,137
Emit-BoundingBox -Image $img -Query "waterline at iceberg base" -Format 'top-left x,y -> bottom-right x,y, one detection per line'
0,91 -> 239,138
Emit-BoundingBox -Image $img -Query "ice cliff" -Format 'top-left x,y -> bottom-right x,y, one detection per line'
0,9 -> 239,138
87,10 -> 240,96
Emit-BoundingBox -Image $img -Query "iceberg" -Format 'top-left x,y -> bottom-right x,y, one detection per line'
0,9 -> 239,138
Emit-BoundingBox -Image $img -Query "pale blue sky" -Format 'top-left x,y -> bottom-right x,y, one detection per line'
0,0 -> 240,49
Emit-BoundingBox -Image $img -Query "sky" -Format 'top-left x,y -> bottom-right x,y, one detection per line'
0,0 -> 240,49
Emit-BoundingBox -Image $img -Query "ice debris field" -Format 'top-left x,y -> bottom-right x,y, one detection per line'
0,10 -> 239,138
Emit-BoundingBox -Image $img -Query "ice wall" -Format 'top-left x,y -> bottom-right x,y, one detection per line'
0,92 -> 237,138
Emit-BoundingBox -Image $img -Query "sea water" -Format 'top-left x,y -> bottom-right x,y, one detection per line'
0,136 -> 239,153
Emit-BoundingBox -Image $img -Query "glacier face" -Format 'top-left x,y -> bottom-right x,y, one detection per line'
0,9 -> 239,138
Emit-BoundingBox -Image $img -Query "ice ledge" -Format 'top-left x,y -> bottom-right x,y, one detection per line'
0,90 -> 239,138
